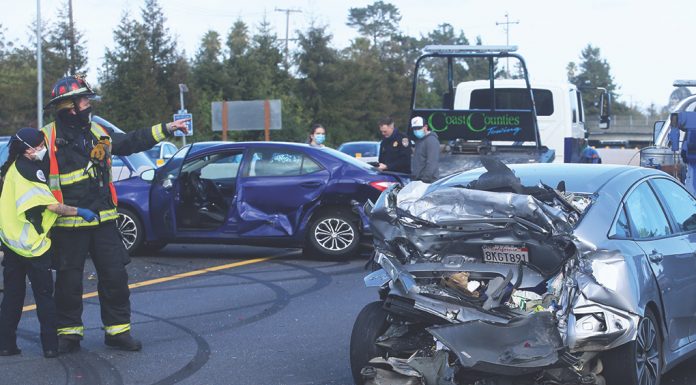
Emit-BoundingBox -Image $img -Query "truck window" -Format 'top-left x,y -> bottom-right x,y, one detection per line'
575,90 -> 584,123
469,88 -> 554,116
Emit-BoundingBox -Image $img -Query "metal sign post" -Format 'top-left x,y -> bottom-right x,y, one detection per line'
177,84 -> 190,145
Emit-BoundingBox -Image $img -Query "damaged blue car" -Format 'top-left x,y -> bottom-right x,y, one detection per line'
117,141 -> 405,258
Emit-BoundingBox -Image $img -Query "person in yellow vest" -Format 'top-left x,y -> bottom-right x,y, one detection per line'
0,128 -> 98,358
42,75 -> 189,353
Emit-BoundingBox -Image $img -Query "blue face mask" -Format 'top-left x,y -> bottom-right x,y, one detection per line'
314,134 -> 326,145
413,129 -> 425,139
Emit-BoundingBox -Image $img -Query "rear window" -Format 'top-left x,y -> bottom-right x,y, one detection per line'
469,88 -> 554,116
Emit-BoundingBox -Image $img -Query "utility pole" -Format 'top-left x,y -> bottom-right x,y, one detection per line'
68,0 -> 76,74
274,7 -> 301,66
37,0 -> 43,128
495,12 -> 519,77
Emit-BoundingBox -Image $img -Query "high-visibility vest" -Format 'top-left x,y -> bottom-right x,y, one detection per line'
41,122 -> 119,227
0,163 -> 59,257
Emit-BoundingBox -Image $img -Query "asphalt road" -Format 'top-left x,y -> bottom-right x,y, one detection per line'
1,244 -> 696,385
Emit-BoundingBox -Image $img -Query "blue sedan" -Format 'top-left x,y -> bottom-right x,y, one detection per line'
117,141 -> 405,258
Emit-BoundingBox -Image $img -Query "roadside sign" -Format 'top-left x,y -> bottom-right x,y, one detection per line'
173,112 -> 193,137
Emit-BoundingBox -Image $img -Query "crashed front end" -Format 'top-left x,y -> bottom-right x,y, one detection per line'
361,171 -> 640,385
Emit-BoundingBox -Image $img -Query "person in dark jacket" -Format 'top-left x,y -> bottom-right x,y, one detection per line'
410,116 -> 440,183
41,75 -> 189,354
377,116 -> 411,174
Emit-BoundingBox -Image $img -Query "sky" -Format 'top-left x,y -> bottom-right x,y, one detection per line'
2,0 -> 695,111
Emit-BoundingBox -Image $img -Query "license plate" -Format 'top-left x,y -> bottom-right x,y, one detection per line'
482,245 -> 529,264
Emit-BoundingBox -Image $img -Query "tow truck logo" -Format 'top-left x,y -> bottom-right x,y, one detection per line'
427,112 -> 523,137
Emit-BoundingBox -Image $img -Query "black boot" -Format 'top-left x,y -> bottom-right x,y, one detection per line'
58,336 -> 81,354
104,331 -> 142,351
0,347 -> 21,356
43,349 -> 59,358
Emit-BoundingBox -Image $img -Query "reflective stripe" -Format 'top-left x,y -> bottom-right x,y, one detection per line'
16,187 -> 54,209
59,168 -> 91,185
57,326 -> 84,336
152,124 -> 166,141
55,208 -> 118,227
104,324 -> 130,335
0,227 -> 50,257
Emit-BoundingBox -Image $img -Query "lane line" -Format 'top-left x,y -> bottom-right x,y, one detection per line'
22,255 -> 282,313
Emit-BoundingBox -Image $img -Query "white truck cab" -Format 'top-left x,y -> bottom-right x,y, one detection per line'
453,79 -> 587,163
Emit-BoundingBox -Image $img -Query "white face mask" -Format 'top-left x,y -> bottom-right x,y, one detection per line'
33,147 -> 47,161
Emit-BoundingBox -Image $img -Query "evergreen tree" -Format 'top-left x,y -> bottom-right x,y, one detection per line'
99,12 -> 167,130
191,30 -> 226,140
347,1 -> 401,47
567,44 -> 626,115
45,0 -> 88,77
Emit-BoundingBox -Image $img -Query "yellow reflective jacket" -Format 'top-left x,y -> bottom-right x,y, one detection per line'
0,162 -> 59,257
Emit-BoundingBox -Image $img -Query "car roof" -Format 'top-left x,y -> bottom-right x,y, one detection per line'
187,141 -> 314,157
438,163 -> 663,194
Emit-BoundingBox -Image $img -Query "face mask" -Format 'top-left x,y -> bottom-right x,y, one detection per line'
314,134 -> 326,145
32,147 -> 47,161
77,106 -> 92,126
413,129 -> 426,139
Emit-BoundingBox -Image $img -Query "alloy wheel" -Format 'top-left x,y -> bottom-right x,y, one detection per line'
636,315 -> 660,385
314,217 -> 355,251
117,213 -> 138,250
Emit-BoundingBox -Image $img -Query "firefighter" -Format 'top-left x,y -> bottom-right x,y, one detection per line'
41,75 -> 189,353
377,116 -> 411,174
0,128 -> 97,358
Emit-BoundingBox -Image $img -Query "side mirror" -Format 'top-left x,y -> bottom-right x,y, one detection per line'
598,91 -> 612,129
653,120 -> 665,144
140,168 -> 155,182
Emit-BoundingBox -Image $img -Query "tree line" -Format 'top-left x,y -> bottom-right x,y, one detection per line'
0,0 -> 654,145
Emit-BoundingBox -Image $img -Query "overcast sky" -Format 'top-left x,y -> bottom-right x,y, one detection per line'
3,0 -> 694,110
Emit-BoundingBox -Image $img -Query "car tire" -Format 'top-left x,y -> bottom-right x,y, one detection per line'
305,209 -> 360,259
116,207 -> 144,255
350,301 -> 390,385
601,308 -> 662,385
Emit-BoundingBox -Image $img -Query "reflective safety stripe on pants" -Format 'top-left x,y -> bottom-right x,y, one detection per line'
58,326 -> 84,337
104,323 -> 130,336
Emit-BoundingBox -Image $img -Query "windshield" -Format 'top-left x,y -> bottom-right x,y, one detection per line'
320,147 -> 377,171
338,142 -> 379,157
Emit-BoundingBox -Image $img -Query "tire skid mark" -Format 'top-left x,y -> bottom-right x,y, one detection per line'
15,328 -> 124,385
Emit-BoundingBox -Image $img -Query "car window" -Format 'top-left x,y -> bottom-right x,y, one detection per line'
624,182 -> 672,239
651,178 -> 696,232
0,142 -> 9,165
338,143 -> 379,157
163,143 -> 177,158
245,148 -> 323,177
609,205 -> 631,238
199,152 -> 243,180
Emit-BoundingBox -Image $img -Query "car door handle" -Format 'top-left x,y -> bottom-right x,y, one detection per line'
649,250 -> 664,263
300,181 -> 323,188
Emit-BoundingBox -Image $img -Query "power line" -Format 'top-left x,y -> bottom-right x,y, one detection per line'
274,7 -> 301,65
495,12 -> 519,76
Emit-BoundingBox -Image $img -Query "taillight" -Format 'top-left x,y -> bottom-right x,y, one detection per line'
369,181 -> 395,191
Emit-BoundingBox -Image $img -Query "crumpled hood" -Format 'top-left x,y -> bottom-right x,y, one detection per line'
369,167 -> 583,276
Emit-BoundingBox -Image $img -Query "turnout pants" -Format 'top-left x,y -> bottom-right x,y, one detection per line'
0,244 -> 58,352
53,221 -> 132,336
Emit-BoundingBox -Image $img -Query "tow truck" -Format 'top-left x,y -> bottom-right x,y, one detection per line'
409,45 -> 611,175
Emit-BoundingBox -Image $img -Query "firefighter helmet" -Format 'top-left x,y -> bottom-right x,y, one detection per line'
44,74 -> 97,110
